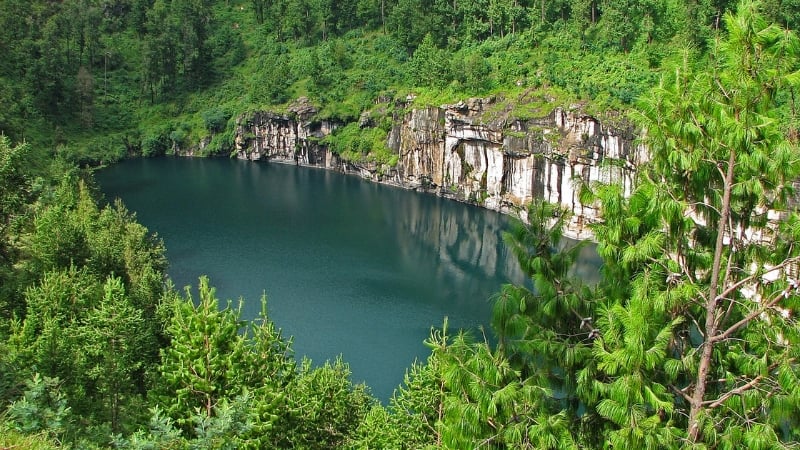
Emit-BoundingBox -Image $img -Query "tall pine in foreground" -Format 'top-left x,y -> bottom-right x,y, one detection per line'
579,0 -> 800,446
485,1 -> 800,447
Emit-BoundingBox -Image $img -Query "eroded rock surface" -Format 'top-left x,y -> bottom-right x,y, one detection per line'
233,97 -> 646,237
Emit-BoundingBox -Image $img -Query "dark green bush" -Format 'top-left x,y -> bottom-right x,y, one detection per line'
201,108 -> 229,133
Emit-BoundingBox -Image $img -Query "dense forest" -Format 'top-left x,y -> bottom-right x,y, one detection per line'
1,0 -> 795,161
1,0 -> 800,448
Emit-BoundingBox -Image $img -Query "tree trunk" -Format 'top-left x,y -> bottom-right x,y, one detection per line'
687,147 -> 736,443
541,0 -> 545,25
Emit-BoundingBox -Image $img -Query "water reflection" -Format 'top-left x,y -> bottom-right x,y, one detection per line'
96,157 -> 595,400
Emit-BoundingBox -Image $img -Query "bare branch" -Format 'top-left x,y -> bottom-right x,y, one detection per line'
715,255 -> 800,303
670,384 -> 694,403
703,374 -> 764,409
712,286 -> 793,343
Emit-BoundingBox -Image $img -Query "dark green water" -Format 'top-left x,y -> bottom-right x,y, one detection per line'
97,157 -> 590,400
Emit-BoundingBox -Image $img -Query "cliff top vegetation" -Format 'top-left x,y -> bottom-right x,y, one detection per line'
4,0 -> 797,163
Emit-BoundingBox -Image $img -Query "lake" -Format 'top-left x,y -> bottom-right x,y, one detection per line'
96,157 -> 593,400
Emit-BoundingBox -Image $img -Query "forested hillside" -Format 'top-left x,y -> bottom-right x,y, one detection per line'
1,0 -> 800,448
2,0 -> 796,162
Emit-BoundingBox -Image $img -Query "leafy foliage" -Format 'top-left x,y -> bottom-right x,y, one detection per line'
2,0 -> 800,448
324,122 -> 397,166
0,0 -> 759,156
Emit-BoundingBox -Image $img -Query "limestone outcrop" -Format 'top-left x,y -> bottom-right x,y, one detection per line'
233,96 -> 647,237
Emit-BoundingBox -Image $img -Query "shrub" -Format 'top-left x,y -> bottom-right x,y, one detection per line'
201,108 -> 229,134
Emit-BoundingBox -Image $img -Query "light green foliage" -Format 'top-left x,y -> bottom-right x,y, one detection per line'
0,422 -> 60,450
0,169 -> 169,444
324,122 -> 397,166
155,277 -> 253,427
76,277 -> 150,433
0,137 -> 32,233
0,136 -> 37,316
348,405 -> 405,449
358,317 -> 579,449
351,326 -> 448,449
250,50 -> 294,106
409,34 -> 452,89
452,48 -> 493,93
386,356 -> 445,447
6,267 -> 160,436
13,266 -> 102,382
479,6 -> 800,446
201,108 -> 229,134
282,357 -> 374,449
152,277 -> 372,447
575,0 -> 800,445
26,176 -> 167,316
4,0 -> 800,448
492,200 -> 593,415
437,321 -> 576,449
115,399 -> 261,450
588,301 -> 683,449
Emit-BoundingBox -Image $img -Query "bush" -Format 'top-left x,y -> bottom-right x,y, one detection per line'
201,108 -> 229,133
140,128 -> 170,157
324,123 -> 395,166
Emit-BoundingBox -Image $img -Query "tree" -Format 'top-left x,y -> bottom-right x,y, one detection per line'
280,357 -> 373,448
253,0 -> 268,24
2,173 -> 169,435
76,277 -> 149,433
75,66 -> 94,129
350,323 -> 449,449
154,277 -> 297,444
490,200 -> 596,440
155,277 -> 250,428
578,0 -> 800,445
0,137 -> 35,315
7,374 -> 71,441
409,33 -> 452,88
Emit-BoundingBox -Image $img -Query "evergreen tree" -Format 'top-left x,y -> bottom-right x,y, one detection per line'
155,276 -> 251,428
578,0 -> 800,445
490,199 -> 596,441
0,137 -> 35,316
75,277 -> 149,433
280,357 -> 373,448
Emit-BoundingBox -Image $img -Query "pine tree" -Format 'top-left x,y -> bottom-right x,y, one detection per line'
76,276 -> 149,433
579,0 -> 800,445
155,276 -> 250,428
490,199 -> 596,440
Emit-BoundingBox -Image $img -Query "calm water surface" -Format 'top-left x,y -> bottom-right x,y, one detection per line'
97,157 -> 591,400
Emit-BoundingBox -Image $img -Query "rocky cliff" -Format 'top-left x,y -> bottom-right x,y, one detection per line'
233,97 -> 647,237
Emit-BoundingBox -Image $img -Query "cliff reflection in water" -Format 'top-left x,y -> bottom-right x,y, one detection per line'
392,185 -> 601,304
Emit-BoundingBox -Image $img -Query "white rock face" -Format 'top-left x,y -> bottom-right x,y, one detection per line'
233,97 -> 647,237
388,99 -> 646,236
